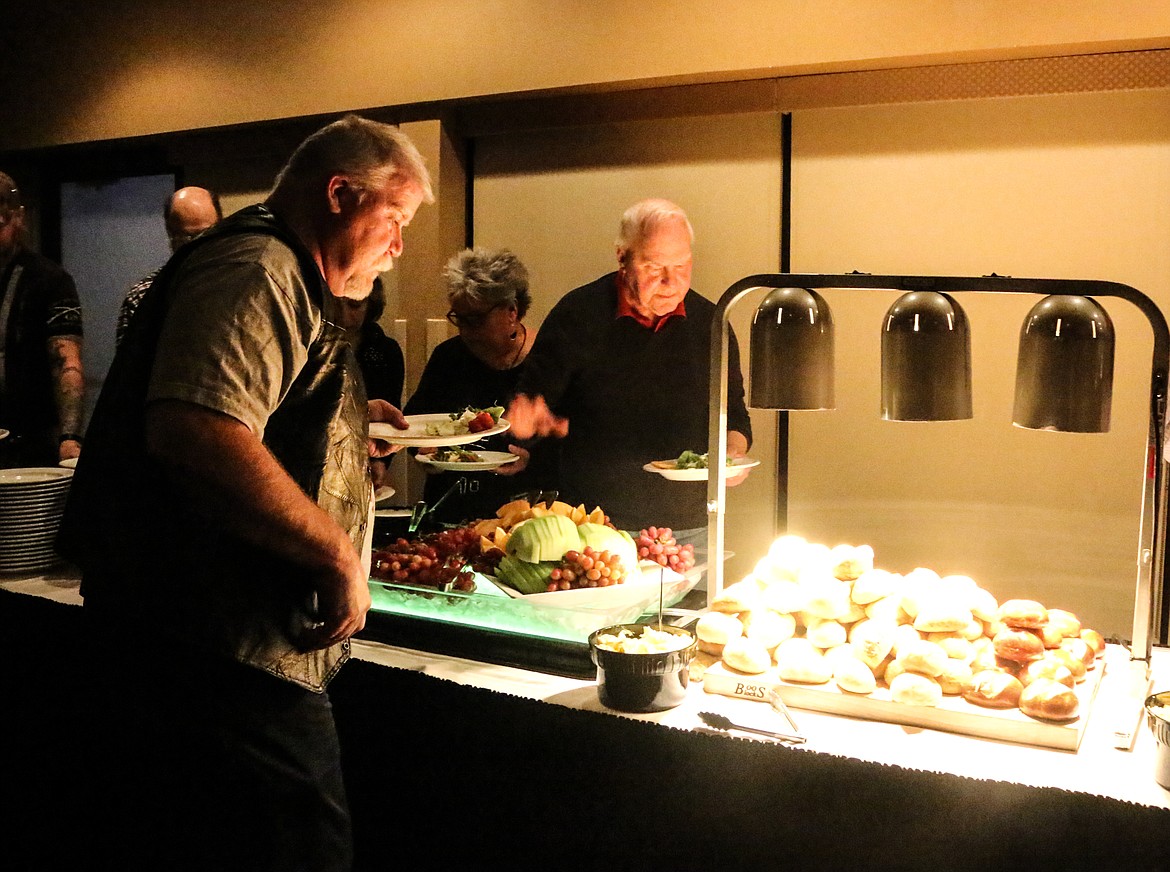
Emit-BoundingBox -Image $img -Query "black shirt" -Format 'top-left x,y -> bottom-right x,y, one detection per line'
515,272 -> 752,531
404,336 -> 555,525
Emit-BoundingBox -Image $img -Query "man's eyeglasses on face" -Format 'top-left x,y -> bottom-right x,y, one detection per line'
446,302 -> 503,329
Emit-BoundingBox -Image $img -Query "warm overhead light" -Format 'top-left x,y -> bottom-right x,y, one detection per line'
1013,294 -> 1114,433
749,287 -> 835,410
881,291 -> 972,421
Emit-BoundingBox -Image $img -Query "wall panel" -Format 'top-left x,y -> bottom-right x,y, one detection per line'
789,89 -> 1170,639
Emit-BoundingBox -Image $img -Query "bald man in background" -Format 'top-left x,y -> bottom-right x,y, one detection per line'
115,185 -> 222,347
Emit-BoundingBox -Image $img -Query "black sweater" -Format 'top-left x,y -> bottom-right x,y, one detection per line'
515,272 -> 751,531
404,336 -> 555,525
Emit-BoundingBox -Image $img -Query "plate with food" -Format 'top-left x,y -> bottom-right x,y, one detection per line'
369,407 -> 509,448
414,448 -> 520,472
644,449 -> 760,481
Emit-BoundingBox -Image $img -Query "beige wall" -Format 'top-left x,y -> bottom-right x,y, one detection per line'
789,88 -> 1170,638
4,1 -> 1170,151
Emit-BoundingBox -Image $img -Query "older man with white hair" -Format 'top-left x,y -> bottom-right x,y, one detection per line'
509,198 -> 752,555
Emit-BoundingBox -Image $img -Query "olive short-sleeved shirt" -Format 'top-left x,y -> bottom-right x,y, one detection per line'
147,233 -> 319,436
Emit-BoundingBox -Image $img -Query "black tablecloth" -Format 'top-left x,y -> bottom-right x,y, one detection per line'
5,588 -> 1170,871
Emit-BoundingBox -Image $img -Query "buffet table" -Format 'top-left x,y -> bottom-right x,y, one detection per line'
5,569 -> 1170,871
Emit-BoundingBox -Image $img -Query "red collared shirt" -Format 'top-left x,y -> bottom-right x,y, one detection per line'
615,275 -> 687,332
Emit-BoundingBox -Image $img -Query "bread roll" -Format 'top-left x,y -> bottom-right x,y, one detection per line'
740,608 -> 796,650
688,650 -> 720,682
849,618 -> 898,670
889,671 -> 943,707
958,618 -> 986,642
698,639 -> 725,657
1019,657 -> 1075,689
834,656 -> 878,695
721,636 -> 773,674
899,567 -> 942,619
963,670 -> 1023,709
805,617 -> 847,650
759,579 -> 808,615
1080,628 -> 1106,658
696,612 -> 743,647
1059,637 -> 1096,670
892,623 -> 924,658
912,593 -> 974,634
710,577 -> 764,613
775,638 -> 832,684
897,639 -> 948,678
1019,677 -> 1079,721
998,599 -> 1048,630
925,632 -> 973,662
1038,622 -> 1065,649
864,594 -> 908,624
823,642 -> 858,673
992,627 -> 1044,663
851,568 -> 900,605
936,658 -> 974,695
830,543 -> 874,581
802,574 -> 853,621
1046,608 -> 1082,638
1047,646 -> 1088,682
966,586 -> 1000,623
763,534 -> 811,583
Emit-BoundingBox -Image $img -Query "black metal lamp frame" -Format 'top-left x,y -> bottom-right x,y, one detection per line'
707,273 -> 1169,669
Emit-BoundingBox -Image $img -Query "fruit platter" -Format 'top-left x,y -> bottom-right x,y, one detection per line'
364,498 -> 701,653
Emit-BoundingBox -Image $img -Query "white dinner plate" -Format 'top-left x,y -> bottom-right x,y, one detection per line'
413,450 -> 520,472
58,457 -> 79,469
369,414 -> 510,448
373,485 -> 396,505
0,429 -> 8,441
0,467 -> 74,486
642,457 -> 760,481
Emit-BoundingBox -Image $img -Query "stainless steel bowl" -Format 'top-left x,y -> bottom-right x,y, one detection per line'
588,623 -> 697,713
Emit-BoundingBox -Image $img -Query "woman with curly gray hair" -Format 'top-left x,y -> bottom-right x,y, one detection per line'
404,247 -> 551,524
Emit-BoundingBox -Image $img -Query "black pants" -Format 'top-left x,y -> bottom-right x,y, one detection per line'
73,614 -> 353,872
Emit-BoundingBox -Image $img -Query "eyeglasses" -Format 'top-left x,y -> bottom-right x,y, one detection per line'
446,302 -> 504,329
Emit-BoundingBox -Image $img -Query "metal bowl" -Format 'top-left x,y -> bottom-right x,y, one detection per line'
588,623 -> 697,713
1144,690 -> 1170,789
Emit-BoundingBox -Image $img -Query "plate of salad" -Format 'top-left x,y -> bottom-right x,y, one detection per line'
414,448 -> 520,472
369,406 -> 509,448
643,449 -> 759,482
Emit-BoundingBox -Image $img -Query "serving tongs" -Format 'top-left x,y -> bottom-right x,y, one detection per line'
697,711 -> 806,745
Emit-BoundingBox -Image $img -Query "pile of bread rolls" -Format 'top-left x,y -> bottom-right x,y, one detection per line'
695,535 -> 1106,723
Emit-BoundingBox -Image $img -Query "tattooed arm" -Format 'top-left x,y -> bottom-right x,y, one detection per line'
48,334 -> 84,461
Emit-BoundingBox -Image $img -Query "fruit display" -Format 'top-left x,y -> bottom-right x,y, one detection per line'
695,534 -> 1105,726
370,525 -> 500,592
493,512 -> 640,594
635,526 -> 695,574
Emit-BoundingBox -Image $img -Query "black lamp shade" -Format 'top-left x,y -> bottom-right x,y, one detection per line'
881,292 -> 973,421
1013,294 -> 1114,433
749,287 -> 834,410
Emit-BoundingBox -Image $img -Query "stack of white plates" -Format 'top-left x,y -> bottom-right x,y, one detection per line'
0,467 -> 73,574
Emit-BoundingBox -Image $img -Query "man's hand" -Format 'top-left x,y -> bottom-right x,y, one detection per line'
725,430 -> 752,488
494,443 -> 529,476
145,400 -> 373,651
506,394 -> 568,439
368,399 -> 408,457
296,541 -> 372,651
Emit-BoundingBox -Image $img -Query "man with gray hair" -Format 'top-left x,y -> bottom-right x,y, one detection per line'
60,114 -> 431,871
509,198 -> 752,554
0,171 -> 85,467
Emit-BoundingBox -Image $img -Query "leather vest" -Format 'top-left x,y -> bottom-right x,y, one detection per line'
58,205 -> 370,692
